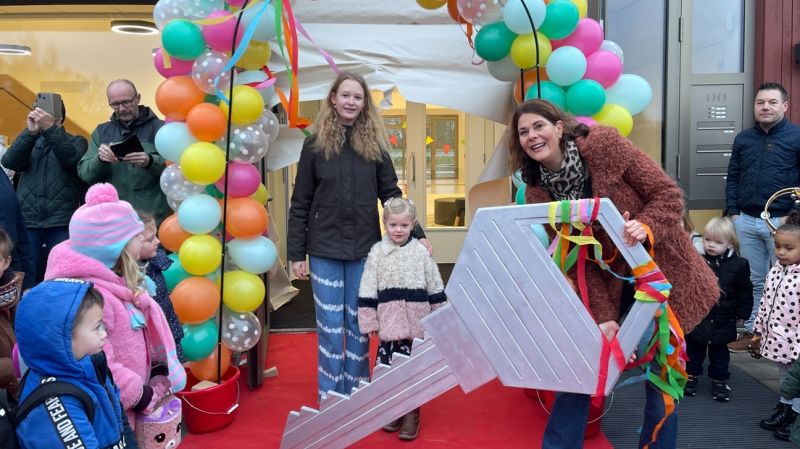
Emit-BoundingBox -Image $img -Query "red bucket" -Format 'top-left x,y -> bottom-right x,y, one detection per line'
176,366 -> 241,434
525,389 -> 605,439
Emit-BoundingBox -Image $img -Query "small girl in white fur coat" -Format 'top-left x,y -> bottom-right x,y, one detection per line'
357,197 -> 446,441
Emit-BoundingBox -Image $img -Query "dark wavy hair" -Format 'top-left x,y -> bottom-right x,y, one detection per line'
507,99 -> 589,186
777,209 -> 800,234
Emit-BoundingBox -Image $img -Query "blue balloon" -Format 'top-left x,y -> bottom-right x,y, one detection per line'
546,45 -> 587,87
155,122 -> 197,162
177,194 -> 221,235
606,74 -> 653,115
227,236 -> 277,274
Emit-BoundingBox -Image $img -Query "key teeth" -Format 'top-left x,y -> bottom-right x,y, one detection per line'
285,406 -> 320,432
359,380 -> 371,389
389,352 -> 411,366
320,391 -> 348,411
372,363 -> 392,380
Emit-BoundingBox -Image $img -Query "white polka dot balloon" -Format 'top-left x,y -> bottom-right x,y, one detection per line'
216,124 -> 269,164
221,307 -> 262,352
191,50 -> 233,95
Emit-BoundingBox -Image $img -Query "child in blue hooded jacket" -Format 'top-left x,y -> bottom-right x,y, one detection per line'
14,279 -> 134,449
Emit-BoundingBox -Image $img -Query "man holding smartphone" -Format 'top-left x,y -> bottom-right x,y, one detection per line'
1,95 -> 87,286
78,79 -> 168,225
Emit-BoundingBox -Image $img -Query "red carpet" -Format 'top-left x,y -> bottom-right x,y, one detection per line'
179,332 -> 614,448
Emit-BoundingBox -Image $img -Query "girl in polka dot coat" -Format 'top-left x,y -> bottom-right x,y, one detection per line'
753,211 -> 800,439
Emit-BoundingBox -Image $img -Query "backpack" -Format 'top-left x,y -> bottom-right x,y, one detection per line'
0,379 -> 95,449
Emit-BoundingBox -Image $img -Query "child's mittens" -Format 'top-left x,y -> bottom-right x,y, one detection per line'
149,375 -> 171,396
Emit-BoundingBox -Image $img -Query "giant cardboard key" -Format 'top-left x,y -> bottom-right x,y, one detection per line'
281,199 -> 668,448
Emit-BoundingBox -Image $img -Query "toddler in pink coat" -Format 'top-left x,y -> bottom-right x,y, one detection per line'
44,183 -> 185,431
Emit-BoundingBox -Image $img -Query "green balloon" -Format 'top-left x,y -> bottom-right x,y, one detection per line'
161,19 -> 206,61
181,319 -> 219,362
515,184 -> 526,205
524,81 -> 567,110
566,79 -> 606,116
205,184 -> 225,199
164,253 -> 191,291
475,21 -> 517,62
539,0 -> 580,40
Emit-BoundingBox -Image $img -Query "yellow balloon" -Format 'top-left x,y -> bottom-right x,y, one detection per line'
237,41 -> 271,70
222,270 -> 265,312
569,0 -> 588,18
179,142 -> 226,185
250,183 -> 269,205
416,0 -> 447,9
593,103 -> 634,137
219,85 -> 264,125
179,235 -> 222,276
510,32 -> 552,69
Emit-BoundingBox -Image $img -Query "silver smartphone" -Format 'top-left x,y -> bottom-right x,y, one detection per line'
34,92 -> 64,120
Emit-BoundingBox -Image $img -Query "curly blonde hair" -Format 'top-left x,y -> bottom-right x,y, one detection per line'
312,72 -> 390,162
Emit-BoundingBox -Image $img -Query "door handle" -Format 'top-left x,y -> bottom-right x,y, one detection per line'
411,152 -> 416,187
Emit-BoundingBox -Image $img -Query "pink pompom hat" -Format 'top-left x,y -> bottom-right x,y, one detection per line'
69,183 -> 144,268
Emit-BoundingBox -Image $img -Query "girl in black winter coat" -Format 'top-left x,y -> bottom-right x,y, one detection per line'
685,217 -> 753,401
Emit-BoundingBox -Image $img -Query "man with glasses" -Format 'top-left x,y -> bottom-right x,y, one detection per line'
78,79 -> 168,225
2,99 -> 87,285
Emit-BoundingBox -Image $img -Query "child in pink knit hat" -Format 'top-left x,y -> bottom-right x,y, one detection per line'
43,183 -> 185,437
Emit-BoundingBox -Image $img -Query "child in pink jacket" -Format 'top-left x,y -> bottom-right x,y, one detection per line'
44,183 -> 185,431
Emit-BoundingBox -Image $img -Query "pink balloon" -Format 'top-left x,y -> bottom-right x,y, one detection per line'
202,10 -> 244,53
575,116 -> 597,127
226,0 -> 247,6
560,19 -> 603,56
584,51 -> 622,88
215,162 -> 260,198
153,48 -> 194,78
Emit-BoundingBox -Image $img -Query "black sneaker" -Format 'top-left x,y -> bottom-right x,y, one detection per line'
684,375 -> 698,397
711,379 -> 730,402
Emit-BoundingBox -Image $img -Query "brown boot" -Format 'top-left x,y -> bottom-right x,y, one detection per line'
398,408 -> 420,441
382,417 -> 402,432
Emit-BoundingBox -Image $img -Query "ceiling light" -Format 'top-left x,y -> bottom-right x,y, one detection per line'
110,20 -> 159,35
0,44 -> 31,56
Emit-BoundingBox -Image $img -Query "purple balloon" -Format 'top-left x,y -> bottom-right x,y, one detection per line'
153,48 -> 194,78
584,51 -> 623,88
215,162 -> 260,198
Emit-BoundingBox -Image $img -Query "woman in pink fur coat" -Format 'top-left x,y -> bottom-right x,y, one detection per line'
509,100 -> 718,449
44,183 -> 185,433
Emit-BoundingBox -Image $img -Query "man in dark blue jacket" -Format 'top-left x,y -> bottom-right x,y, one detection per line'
725,82 -> 800,350
1,101 -> 87,284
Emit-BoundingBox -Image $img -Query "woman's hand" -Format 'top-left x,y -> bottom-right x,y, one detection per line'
598,320 -> 619,341
291,260 -> 308,280
419,238 -> 433,256
622,211 -> 647,246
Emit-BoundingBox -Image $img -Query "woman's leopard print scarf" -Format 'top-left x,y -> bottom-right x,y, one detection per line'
538,139 -> 587,201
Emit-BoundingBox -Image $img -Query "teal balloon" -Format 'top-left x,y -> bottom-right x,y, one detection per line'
475,21 -> 518,62
546,46 -> 586,86
204,184 -> 225,199
515,184 -> 526,204
177,194 -> 221,235
530,223 -> 551,249
164,253 -> 191,291
181,319 -> 219,362
566,79 -> 606,117
524,81 -> 567,110
539,0 -> 580,40
227,237 -> 277,274
161,19 -> 206,61
154,122 -> 197,162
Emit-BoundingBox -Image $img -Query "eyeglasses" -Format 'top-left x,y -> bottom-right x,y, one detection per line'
109,97 -> 137,109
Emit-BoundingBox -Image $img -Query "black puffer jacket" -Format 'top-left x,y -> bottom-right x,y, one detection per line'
288,128 -> 421,261
1,126 -> 87,228
725,118 -> 800,217
687,250 -> 753,345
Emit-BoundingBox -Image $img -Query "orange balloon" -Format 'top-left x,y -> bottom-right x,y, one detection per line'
189,345 -> 231,382
446,0 -> 468,24
514,70 -> 549,103
159,215 -> 191,253
186,103 -> 227,142
155,75 -> 205,121
225,197 -> 268,239
171,276 -> 220,324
